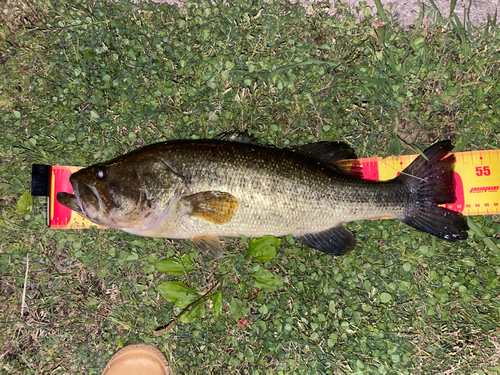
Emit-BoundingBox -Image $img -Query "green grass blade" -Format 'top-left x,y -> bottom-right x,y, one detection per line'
467,217 -> 500,255
415,2 -> 425,30
373,0 -> 388,23
427,0 -> 444,22
449,0 -> 457,18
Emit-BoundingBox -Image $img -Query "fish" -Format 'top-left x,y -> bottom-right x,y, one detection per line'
57,132 -> 468,259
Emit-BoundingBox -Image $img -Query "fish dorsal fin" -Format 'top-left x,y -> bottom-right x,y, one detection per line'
182,191 -> 239,224
296,225 -> 356,256
292,141 -> 363,178
191,235 -> 223,259
214,131 -> 259,144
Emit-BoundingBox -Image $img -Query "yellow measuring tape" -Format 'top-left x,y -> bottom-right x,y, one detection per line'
361,149 -> 500,216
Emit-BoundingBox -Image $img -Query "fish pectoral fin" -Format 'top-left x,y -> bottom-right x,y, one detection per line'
191,235 -> 223,259
296,225 -> 356,256
183,191 -> 238,225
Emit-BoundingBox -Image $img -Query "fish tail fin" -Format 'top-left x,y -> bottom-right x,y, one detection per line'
396,140 -> 468,241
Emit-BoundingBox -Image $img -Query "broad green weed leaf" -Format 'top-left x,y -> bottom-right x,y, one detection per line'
252,266 -> 283,292
17,190 -> 33,214
156,254 -> 195,275
180,299 -> 205,323
247,235 -> 280,262
411,36 -> 425,51
230,297 -> 248,322
157,281 -> 198,308
379,292 -> 392,303
442,86 -> 459,102
212,288 -> 223,318
258,304 -> 268,314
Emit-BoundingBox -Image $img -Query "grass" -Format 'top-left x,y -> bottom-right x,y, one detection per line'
1,0 -> 500,373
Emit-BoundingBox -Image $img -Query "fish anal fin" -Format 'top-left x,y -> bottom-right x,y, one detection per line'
296,225 -> 356,256
183,191 -> 239,224
191,235 -> 223,259
292,142 -> 363,178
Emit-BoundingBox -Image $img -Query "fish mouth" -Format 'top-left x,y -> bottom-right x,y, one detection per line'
56,180 -> 109,224
56,191 -> 85,215
56,179 -> 87,217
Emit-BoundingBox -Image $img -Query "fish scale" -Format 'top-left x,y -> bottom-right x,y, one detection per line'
148,142 -> 408,239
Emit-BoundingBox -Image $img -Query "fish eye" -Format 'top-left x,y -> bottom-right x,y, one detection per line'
95,168 -> 107,179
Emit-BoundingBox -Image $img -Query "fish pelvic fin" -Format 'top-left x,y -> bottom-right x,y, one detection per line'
183,191 -> 239,225
296,225 -> 356,256
191,235 -> 223,259
397,140 -> 468,241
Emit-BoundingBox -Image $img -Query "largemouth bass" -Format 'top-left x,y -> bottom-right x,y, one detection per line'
57,133 -> 468,259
